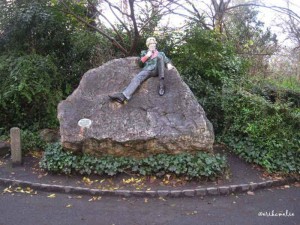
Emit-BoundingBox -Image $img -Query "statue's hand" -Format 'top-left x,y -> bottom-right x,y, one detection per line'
167,63 -> 174,70
146,51 -> 152,58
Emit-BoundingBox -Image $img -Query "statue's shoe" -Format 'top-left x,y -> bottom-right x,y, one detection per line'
108,93 -> 126,104
158,83 -> 165,96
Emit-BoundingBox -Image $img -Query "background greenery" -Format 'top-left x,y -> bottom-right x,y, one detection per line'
1,0 -> 299,175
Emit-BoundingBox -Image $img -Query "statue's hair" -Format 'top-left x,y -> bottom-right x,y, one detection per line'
146,37 -> 157,47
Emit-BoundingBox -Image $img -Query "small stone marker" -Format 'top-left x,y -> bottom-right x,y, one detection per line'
10,127 -> 22,166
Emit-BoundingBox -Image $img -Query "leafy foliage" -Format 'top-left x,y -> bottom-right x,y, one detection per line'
0,54 -> 61,129
21,130 -> 47,153
221,83 -> 300,173
0,1 -> 103,131
224,5 -> 278,76
173,27 -> 299,174
172,28 -> 247,134
173,28 -> 246,87
40,143 -> 227,179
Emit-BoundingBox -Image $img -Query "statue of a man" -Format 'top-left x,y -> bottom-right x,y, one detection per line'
109,37 -> 174,104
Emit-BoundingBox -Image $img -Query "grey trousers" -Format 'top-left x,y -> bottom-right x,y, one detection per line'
122,55 -> 165,100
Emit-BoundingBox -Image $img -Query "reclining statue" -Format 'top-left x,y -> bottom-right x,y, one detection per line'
109,37 -> 174,104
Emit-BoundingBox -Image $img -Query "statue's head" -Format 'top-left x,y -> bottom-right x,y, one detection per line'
146,37 -> 157,51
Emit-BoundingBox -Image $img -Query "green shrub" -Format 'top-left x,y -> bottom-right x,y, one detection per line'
221,85 -> 300,173
40,143 -> 228,179
172,29 -> 247,135
0,1 -> 103,131
249,80 -> 300,108
21,130 -> 47,153
0,54 -> 62,129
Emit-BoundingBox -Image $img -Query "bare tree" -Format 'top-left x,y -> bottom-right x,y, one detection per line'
273,0 -> 300,80
166,0 -> 300,33
211,0 -> 231,33
56,0 -> 179,56
281,0 -> 300,49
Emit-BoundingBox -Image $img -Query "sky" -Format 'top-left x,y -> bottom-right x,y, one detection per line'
102,0 -> 300,47
257,0 -> 300,46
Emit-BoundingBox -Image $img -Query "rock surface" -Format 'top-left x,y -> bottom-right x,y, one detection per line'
58,57 -> 214,158
0,141 -> 10,156
39,129 -> 60,143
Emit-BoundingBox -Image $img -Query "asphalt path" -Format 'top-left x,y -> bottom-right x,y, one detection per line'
0,183 -> 299,225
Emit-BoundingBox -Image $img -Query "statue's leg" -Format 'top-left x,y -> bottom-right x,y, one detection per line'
157,55 -> 165,96
122,70 -> 153,100
157,55 -> 165,79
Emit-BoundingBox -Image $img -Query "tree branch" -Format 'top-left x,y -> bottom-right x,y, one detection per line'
86,0 -> 125,44
226,3 -> 300,22
59,0 -> 128,55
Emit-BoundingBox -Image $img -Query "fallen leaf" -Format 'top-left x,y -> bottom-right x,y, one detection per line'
158,197 -> 166,201
83,177 -> 93,185
247,191 -> 255,196
88,196 -> 102,202
150,176 -> 157,183
185,211 -> 198,216
3,187 -> 13,193
144,198 -> 148,203
25,187 -> 34,194
163,180 -> 169,185
66,204 -> 72,208
47,194 -> 56,198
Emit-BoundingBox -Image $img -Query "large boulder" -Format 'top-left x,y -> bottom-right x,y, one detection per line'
58,57 -> 214,158
0,141 -> 10,157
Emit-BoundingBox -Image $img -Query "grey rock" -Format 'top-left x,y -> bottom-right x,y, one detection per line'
257,182 -> 267,188
218,186 -> 230,195
195,188 -> 207,196
114,190 -> 131,197
271,179 -> 285,187
58,57 -> 214,158
170,190 -> 182,197
157,190 -> 170,197
250,183 -> 258,191
144,190 -> 157,197
229,185 -> 239,192
0,141 -> 10,156
265,180 -> 273,187
182,189 -> 195,197
207,187 -> 219,195
131,190 -> 145,197
240,184 -> 250,192
39,129 -> 60,143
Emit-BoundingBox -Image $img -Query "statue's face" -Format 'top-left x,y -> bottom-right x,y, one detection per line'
148,43 -> 156,51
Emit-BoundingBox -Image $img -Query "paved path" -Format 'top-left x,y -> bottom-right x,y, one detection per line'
0,183 -> 299,225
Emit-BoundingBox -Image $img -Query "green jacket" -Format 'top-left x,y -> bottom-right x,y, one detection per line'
139,50 -> 171,71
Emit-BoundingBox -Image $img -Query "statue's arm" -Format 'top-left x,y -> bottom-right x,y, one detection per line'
138,50 -> 147,68
160,52 -> 174,70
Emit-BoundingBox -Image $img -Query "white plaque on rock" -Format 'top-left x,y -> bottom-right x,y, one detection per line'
78,118 -> 92,128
